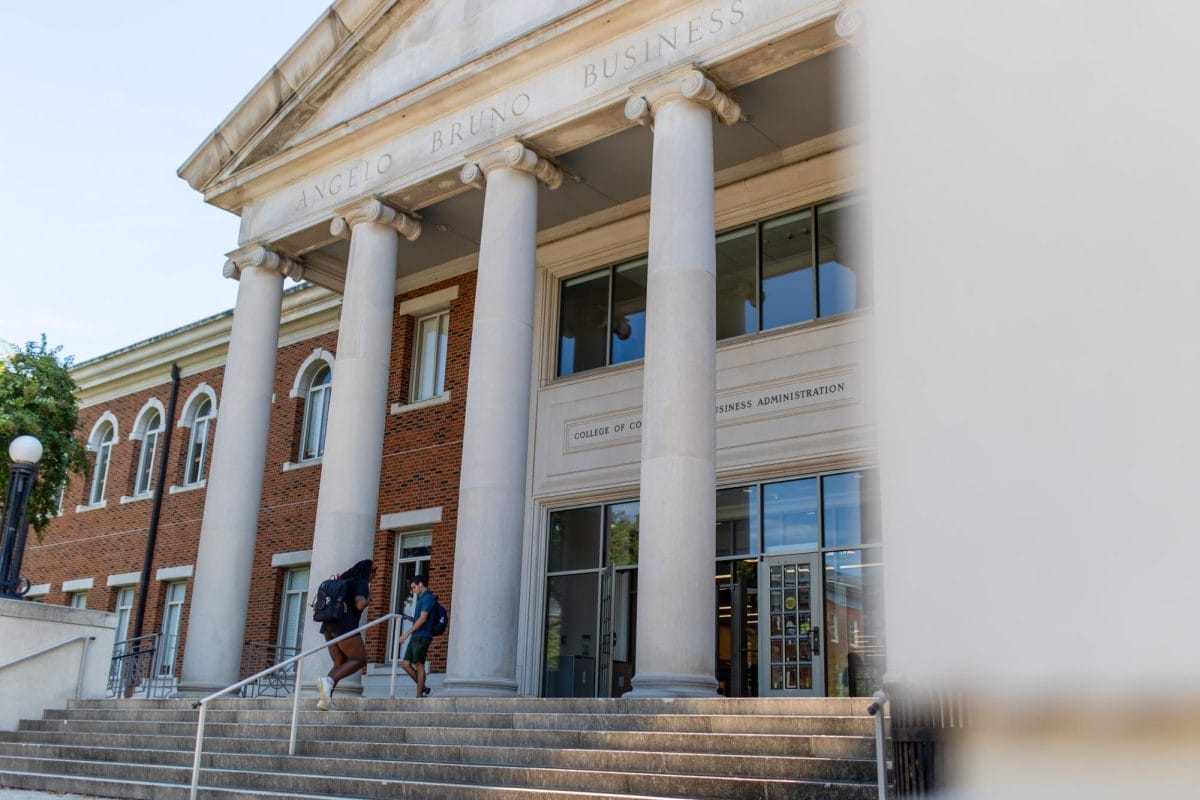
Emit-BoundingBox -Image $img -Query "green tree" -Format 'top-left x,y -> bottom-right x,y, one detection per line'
0,336 -> 87,537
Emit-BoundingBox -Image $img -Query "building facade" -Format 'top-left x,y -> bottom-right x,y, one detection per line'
23,0 -> 882,699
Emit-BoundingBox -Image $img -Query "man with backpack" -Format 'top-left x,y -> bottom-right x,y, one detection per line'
396,574 -> 444,698
313,559 -> 374,711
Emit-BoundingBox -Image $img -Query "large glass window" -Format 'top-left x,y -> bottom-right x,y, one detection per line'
411,310 -> 450,401
763,477 -> 819,552
134,411 -> 162,496
300,366 -> 331,461
113,587 -> 135,646
824,548 -> 885,698
184,396 -> 213,485
557,258 -> 647,377
544,501 -> 640,697
88,422 -> 115,505
558,197 -> 869,377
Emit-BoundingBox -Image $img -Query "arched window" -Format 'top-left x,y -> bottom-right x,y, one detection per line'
300,365 -> 332,462
88,420 -> 116,505
133,407 -> 163,496
184,395 -> 214,485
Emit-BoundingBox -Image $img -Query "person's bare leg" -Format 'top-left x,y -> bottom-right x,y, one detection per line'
399,658 -> 418,683
329,634 -> 367,684
414,661 -> 426,698
324,631 -> 347,683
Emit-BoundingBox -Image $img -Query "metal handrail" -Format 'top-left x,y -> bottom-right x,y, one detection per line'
0,635 -> 95,700
867,689 -> 891,800
189,612 -> 405,800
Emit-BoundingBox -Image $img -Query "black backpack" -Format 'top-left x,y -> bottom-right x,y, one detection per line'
311,576 -> 350,622
427,595 -> 449,636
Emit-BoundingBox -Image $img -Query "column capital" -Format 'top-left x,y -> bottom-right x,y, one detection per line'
330,196 -> 421,242
460,140 -> 563,191
222,244 -> 304,282
624,66 -> 741,127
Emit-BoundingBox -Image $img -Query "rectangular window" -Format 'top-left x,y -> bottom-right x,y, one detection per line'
411,310 -> 450,402
278,567 -> 309,657
185,417 -> 209,484
557,197 -> 868,378
135,428 -> 160,495
70,592 -> 87,609
158,581 -> 187,677
114,587 -> 135,646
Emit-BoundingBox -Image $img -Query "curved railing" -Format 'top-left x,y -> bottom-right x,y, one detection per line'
189,612 -> 405,800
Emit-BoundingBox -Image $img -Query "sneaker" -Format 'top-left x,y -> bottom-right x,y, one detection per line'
422,686 -> 431,697
315,676 -> 334,710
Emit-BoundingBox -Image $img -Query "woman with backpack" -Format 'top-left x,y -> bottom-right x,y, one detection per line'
314,559 -> 374,711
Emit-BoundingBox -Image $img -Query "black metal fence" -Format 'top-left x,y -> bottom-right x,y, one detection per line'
887,682 -> 972,797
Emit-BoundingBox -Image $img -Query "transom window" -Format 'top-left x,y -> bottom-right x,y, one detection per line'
184,396 -> 214,485
300,366 -> 331,462
89,422 -> 115,505
555,197 -> 869,377
134,410 -> 162,496
411,310 -> 450,402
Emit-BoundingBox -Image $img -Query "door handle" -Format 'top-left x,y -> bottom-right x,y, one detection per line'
812,626 -> 821,656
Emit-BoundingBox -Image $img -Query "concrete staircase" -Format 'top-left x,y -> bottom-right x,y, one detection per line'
0,696 -> 880,799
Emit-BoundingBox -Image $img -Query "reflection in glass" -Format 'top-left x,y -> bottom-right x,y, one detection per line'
543,572 -> 599,697
823,471 -> 881,548
715,226 -> 758,339
558,269 -> 608,376
611,260 -> 647,366
761,211 -> 814,330
763,478 -> 818,551
824,548 -> 886,697
817,196 -> 870,317
547,506 -> 602,572
606,501 -> 640,566
716,485 -> 758,557
715,559 -> 757,697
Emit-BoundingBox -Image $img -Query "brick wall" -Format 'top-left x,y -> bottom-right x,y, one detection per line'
23,271 -> 475,682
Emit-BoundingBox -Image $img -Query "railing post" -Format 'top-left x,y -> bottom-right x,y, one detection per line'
868,689 -> 890,800
74,637 -> 94,700
289,656 -> 303,756
190,702 -> 207,800
389,620 -> 402,699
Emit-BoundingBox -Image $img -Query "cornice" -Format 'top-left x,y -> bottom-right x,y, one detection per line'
73,284 -> 342,408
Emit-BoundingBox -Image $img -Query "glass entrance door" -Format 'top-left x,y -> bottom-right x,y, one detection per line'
760,554 -> 823,695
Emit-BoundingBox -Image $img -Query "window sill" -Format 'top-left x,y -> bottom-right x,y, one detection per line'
282,459 -> 322,472
169,481 -> 206,495
74,501 -> 107,514
391,392 -> 451,416
119,493 -> 153,505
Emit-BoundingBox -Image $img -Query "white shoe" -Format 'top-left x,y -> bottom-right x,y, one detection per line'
315,676 -> 335,710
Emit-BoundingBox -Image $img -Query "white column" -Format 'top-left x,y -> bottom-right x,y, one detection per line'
444,142 -> 562,696
299,198 -> 420,688
623,69 -> 740,697
179,245 -> 302,693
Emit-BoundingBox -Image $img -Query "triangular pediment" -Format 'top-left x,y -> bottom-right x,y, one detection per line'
180,0 -> 594,199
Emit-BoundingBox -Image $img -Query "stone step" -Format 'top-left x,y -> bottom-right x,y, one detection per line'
0,755 -> 876,800
0,725 -> 874,759
0,768 -> 718,800
35,709 -> 874,736
0,741 -> 875,782
67,696 -> 868,716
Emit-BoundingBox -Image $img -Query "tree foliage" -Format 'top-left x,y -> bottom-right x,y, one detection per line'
0,336 -> 87,537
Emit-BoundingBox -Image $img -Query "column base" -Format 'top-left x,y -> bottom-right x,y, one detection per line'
440,676 -> 519,697
625,672 -> 720,698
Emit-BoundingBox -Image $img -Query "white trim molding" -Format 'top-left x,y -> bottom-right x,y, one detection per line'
390,392 -> 451,416
289,348 -> 336,398
271,550 -> 313,569
155,565 -> 194,581
397,285 -> 459,318
379,507 -> 443,531
61,577 -> 95,593
106,571 -> 141,587
25,583 -> 50,598
177,383 -> 218,428
86,411 -> 120,450
129,398 -> 166,442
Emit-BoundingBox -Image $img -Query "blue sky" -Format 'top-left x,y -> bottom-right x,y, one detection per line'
0,2 -> 331,364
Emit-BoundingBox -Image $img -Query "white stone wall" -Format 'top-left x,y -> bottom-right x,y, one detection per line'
0,599 -> 116,731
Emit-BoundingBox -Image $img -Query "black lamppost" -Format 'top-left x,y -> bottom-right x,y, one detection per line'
0,435 -> 43,599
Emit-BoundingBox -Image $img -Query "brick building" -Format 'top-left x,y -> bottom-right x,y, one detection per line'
21,0 -> 884,700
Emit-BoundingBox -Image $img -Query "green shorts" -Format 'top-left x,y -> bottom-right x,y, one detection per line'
403,636 -> 431,664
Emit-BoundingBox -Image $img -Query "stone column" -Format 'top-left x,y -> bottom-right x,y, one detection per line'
299,198 -> 420,689
179,245 -> 302,694
623,68 -> 740,697
444,141 -> 562,696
